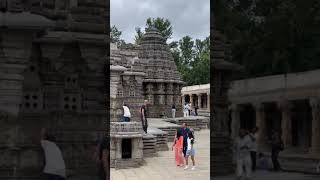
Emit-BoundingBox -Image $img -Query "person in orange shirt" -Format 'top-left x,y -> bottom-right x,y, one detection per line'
172,129 -> 184,167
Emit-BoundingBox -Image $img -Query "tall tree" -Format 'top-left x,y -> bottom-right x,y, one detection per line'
134,27 -> 144,45
134,17 -> 173,44
146,17 -> 173,41
179,36 -> 194,66
110,25 -> 125,46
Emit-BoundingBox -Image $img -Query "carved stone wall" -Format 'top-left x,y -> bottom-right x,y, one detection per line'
0,1 -> 107,179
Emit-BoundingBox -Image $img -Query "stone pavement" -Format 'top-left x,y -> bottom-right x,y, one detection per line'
110,129 -> 210,180
216,171 -> 319,180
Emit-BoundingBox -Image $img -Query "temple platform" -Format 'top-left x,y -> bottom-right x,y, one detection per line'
147,127 -> 169,151
164,116 -> 210,131
148,118 -> 181,142
263,151 -> 320,174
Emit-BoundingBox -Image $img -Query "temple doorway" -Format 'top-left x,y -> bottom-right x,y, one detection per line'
291,100 -> 312,149
239,104 -> 255,131
122,139 -> 132,159
265,102 -> 281,140
184,95 -> 190,103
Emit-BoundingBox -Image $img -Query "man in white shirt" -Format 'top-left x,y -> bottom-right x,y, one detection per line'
40,128 -> 66,180
123,104 -> 131,122
249,127 -> 259,172
234,129 -> 252,180
183,103 -> 189,117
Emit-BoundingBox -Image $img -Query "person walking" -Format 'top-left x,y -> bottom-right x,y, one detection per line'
234,129 -> 252,180
140,100 -> 148,135
172,129 -> 184,167
271,130 -> 283,171
188,102 -> 192,116
249,127 -> 259,172
181,123 -> 191,157
40,128 -> 66,180
172,103 -> 176,119
122,104 -> 131,122
184,131 -> 196,170
183,103 -> 189,117
195,104 -> 199,116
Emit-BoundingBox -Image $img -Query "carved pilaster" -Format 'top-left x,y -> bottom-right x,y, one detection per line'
309,98 -> 320,154
197,94 -> 202,108
229,104 -> 241,139
253,102 -> 267,149
278,100 -> 293,147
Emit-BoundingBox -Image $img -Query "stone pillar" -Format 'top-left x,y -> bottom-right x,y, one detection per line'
309,98 -> 320,155
253,102 -> 267,150
190,94 -> 193,105
198,94 -> 202,109
116,139 -> 122,159
207,93 -> 210,111
230,104 -> 240,139
278,100 -> 293,147
182,95 -> 185,105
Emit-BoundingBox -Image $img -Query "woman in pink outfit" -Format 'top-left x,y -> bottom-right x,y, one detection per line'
172,129 -> 184,167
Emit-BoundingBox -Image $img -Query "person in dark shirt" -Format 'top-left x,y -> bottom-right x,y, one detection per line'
181,123 -> 190,157
270,130 -> 283,171
140,100 -> 149,134
195,105 -> 199,116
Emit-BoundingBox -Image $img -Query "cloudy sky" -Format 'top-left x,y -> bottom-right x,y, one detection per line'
111,0 -> 210,43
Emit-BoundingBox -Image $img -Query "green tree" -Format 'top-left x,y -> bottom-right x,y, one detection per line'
146,17 -> 173,41
216,0 -> 320,79
134,17 -> 173,44
179,36 -> 194,66
134,27 -> 144,45
110,25 -> 125,46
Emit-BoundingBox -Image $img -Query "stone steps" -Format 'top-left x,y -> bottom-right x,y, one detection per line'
148,127 -> 169,151
142,134 -> 156,157
263,153 -> 320,174
113,159 -> 143,169
157,127 -> 179,142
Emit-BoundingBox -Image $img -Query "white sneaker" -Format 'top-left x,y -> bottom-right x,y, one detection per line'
191,166 -> 195,170
184,166 -> 189,170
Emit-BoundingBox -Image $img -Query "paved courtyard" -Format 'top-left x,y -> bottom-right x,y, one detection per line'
110,128 -> 319,180
216,171 -> 319,180
110,129 -> 210,180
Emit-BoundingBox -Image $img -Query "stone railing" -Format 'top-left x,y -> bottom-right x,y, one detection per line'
110,122 -> 142,135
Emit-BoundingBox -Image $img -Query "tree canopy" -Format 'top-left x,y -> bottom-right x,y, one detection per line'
215,0 -> 320,79
111,18 -> 210,86
134,17 -> 173,44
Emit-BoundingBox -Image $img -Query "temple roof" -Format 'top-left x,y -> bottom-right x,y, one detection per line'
138,28 -> 184,84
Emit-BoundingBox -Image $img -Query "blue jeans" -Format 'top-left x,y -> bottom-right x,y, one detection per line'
123,117 -> 130,122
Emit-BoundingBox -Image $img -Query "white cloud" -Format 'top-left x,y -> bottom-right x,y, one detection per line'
111,0 -> 210,43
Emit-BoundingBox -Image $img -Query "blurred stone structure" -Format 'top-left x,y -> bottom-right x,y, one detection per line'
0,0 -> 107,179
211,30 -> 241,176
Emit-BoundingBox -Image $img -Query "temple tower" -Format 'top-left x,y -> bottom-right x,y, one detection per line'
138,28 -> 184,118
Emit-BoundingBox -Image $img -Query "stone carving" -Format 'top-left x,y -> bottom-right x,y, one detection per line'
211,29 -> 241,176
0,1 -> 107,179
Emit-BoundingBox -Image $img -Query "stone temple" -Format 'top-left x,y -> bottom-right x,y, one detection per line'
110,28 -> 185,168
0,0 -> 107,179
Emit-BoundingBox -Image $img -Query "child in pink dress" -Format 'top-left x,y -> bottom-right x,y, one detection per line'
172,129 -> 184,166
